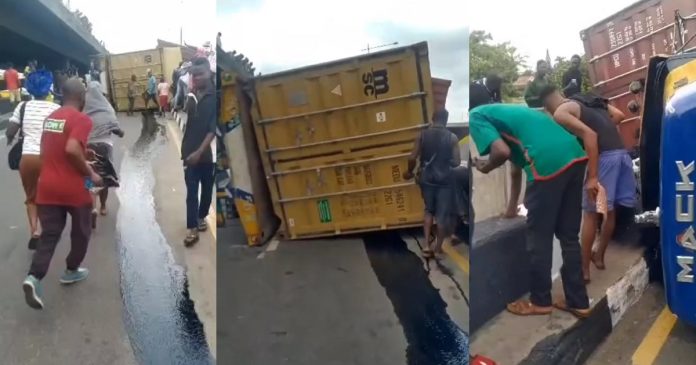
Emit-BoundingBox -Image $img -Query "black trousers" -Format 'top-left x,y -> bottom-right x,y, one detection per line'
29,205 -> 92,280
524,161 -> 589,309
184,162 -> 215,229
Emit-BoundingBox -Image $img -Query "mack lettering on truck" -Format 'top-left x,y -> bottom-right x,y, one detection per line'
676,161 -> 696,284
362,68 -> 390,98
678,226 -> 696,250
677,256 -> 695,283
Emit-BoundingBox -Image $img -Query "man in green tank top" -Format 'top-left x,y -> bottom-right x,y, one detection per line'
468,91 -> 594,318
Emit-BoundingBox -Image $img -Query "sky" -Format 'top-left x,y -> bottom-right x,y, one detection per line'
469,0 -> 637,68
217,0 -> 469,123
66,0 -> 215,54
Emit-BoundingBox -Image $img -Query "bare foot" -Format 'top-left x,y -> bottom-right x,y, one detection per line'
100,207 -> 108,216
592,251 -> 606,270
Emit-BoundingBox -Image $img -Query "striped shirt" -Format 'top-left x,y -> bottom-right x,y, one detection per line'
9,100 -> 61,155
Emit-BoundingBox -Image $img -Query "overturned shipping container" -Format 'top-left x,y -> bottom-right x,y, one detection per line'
580,0 -> 696,149
251,42 -> 437,239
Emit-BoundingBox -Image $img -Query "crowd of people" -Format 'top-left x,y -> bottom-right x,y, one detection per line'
468,57 -> 637,318
3,54 -> 217,309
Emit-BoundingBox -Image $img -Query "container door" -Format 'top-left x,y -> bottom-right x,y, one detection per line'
660,56 -> 696,327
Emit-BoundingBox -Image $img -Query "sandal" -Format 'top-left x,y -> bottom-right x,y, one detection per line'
506,300 -> 553,316
197,219 -> 208,232
553,298 -> 591,319
184,231 -> 199,247
422,248 -> 435,259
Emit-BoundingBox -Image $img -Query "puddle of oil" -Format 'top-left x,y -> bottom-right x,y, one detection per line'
364,231 -> 469,365
115,132 -> 213,365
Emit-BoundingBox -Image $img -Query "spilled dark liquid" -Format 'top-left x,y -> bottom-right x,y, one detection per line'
115,121 -> 212,364
364,231 -> 469,365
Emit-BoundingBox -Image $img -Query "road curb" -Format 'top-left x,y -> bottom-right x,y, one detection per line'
472,215 -> 651,364
520,257 -> 649,365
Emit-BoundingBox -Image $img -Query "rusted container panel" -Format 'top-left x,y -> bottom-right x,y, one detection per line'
580,0 -> 696,147
252,43 -> 435,239
432,77 -> 452,112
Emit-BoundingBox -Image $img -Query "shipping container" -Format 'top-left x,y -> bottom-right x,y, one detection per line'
107,47 -> 182,112
251,42 -> 435,239
580,0 -> 696,148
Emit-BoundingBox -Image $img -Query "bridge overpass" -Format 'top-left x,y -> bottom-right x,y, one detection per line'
0,0 -> 108,72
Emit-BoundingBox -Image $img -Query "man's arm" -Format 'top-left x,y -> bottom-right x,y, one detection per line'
607,104 -> 626,125
404,134 -> 421,178
477,139 -> 511,173
65,138 -> 93,177
450,135 -> 461,167
505,164 -> 522,217
554,102 -> 599,182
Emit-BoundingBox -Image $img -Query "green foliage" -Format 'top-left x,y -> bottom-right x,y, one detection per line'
549,56 -> 592,93
470,30 -> 527,101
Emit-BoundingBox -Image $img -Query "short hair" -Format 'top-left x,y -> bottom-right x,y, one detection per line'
537,59 -> 547,67
538,84 -> 559,101
433,109 -> 449,124
571,54 -> 581,60
470,82 -> 492,110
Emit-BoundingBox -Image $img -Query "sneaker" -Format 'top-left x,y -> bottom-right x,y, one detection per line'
22,275 -> 44,310
59,268 -> 89,285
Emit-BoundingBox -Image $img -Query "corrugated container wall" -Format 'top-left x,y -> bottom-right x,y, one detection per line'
107,47 -> 181,112
580,0 -> 696,149
252,42 -> 434,239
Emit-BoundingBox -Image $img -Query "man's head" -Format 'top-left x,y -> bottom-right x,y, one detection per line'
190,57 -> 213,92
540,84 -> 565,114
217,32 -> 221,37
432,109 -> 449,126
536,60 -> 550,76
147,69 -> 152,77
570,55 -> 581,69
485,73 -> 503,91
26,70 -> 54,100
160,76 -> 165,83
131,74 -> 137,82
470,82 -> 492,110
62,78 -> 87,111
7,62 -> 14,69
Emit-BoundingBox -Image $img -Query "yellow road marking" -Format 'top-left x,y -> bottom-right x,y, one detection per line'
165,120 -> 217,242
442,240 -> 469,274
632,306 -> 677,365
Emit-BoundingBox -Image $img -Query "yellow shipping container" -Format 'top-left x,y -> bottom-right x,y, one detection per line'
107,47 -> 181,112
252,42 -> 434,239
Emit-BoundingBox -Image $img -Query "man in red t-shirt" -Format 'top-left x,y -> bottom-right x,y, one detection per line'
22,79 -> 103,310
4,63 -> 21,105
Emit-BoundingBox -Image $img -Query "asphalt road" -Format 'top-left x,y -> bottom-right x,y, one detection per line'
218,223 -> 469,365
0,124 -> 135,364
588,282 -> 696,365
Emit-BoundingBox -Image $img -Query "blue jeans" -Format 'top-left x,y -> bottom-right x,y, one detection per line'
184,162 -> 215,229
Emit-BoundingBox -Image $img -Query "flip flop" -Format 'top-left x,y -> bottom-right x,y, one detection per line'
553,299 -> 591,319
506,300 -> 553,316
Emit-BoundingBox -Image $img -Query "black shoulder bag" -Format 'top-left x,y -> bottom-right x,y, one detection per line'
8,101 -> 27,171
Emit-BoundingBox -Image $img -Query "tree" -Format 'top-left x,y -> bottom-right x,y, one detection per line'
470,30 -> 527,101
549,56 -> 592,94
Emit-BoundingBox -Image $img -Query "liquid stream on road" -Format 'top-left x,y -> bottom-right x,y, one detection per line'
116,130 -> 213,364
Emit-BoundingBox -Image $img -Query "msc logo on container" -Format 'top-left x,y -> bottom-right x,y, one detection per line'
362,68 -> 390,98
